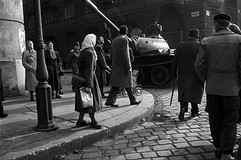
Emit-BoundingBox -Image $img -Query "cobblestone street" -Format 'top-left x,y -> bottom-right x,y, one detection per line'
64,87 -> 241,160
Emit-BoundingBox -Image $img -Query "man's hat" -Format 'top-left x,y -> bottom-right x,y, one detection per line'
188,29 -> 200,38
73,42 -> 80,47
213,13 -> 232,22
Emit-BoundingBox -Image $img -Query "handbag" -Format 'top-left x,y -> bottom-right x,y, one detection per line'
72,75 -> 85,88
80,88 -> 93,108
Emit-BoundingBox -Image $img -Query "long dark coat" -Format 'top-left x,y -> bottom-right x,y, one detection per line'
45,50 -> 61,91
0,68 -> 4,102
75,48 -> 102,113
95,44 -> 108,85
109,35 -> 133,88
171,39 -> 204,104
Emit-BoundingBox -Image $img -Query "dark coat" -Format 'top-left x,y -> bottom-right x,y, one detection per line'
0,68 -> 4,102
45,50 -> 61,91
75,48 -> 102,113
67,49 -> 79,75
109,35 -> 133,88
95,44 -> 108,85
171,39 -> 204,104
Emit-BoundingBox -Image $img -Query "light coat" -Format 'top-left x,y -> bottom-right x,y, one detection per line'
195,29 -> 241,96
109,35 -> 133,88
171,38 -> 204,104
22,50 -> 38,91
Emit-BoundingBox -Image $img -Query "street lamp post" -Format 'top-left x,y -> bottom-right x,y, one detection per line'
34,0 -> 58,131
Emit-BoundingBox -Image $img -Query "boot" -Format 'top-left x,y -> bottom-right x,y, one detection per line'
30,91 -> 34,101
191,104 -> 199,117
0,103 -> 8,118
178,108 -> 185,121
90,121 -> 102,129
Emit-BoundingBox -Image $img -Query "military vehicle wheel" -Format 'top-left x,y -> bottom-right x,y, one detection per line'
135,68 -> 145,85
150,66 -> 170,87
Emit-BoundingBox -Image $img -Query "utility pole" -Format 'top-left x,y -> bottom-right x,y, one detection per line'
34,0 -> 58,131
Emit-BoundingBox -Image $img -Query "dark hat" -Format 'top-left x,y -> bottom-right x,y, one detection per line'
154,18 -> 159,22
73,42 -> 80,47
188,29 -> 200,38
213,13 -> 232,22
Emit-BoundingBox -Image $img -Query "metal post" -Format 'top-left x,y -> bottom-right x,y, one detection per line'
34,0 -> 58,131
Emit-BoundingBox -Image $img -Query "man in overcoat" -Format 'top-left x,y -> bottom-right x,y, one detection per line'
105,25 -> 141,107
171,29 -> 204,121
68,42 -> 80,91
195,13 -> 241,160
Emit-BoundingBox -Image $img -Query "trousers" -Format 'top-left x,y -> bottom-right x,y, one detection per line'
206,94 -> 239,154
106,86 -> 136,104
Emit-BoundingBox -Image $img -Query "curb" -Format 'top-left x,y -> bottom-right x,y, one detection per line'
3,90 -> 154,160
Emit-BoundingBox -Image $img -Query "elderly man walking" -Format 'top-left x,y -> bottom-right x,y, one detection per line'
171,29 -> 204,121
195,13 -> 241,160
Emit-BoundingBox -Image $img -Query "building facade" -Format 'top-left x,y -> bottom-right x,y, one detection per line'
23,0 -> 241,68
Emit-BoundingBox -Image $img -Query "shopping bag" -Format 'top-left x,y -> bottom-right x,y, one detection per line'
80,88 -> 93,108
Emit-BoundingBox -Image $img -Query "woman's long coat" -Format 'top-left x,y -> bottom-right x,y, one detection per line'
95,44 -> 108,85
45,50 -> 61,91
109,35 -> 133,88
75,48 -> 102,113
171,39 -> 204,104
22,50 -> 38,91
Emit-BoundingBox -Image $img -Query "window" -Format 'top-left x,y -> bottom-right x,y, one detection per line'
64,3 -> 75,18
42,9 -> 53,24
28,14 -> 35,29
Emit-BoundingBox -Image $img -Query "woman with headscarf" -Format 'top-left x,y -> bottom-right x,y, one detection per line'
75,34 -> 102,129
45,41 -> 62,99
22,40 -> 38,101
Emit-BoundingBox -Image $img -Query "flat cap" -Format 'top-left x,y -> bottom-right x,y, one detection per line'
213,13 -> 232,22
73,42 -> 80,47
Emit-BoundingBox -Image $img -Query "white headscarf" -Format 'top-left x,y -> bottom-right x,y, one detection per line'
81,34 -> 96,51
80,34 -> 97,60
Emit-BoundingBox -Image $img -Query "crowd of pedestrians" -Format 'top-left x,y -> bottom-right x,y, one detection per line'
2,11 -> 241,160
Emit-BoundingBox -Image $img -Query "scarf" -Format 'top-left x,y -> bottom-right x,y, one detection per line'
49,49 -> 56,59
80,34 -> 97,60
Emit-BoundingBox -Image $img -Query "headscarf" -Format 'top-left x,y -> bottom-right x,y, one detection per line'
80,34 -> 97,60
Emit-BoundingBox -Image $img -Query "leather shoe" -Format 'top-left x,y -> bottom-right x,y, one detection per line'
178,108 -> 185,121
76,120 -> 90,127
90,122 -> 102,129
130,100 -> 141,105
0,113 -> 8,118
55,94 -> 62,99
105,102 -> 119,107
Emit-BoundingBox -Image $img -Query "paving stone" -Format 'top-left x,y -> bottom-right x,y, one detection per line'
68,88 -> 241,160
125,153 -> 142,159
141,151 -> 158,158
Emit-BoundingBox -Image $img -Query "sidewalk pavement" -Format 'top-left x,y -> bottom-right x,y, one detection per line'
0,73 -> 154,160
